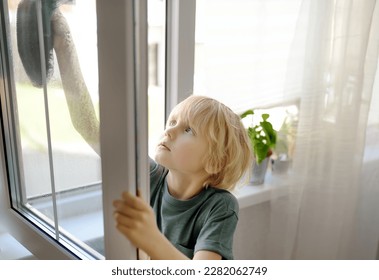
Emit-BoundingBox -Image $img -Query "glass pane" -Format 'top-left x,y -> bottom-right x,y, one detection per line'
8,0 -> 103,257
148,0 -> 166,159
194,0 -> 302,112
194,0 -> 303,184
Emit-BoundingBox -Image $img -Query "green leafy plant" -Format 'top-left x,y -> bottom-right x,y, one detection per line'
240,109 -> 277,164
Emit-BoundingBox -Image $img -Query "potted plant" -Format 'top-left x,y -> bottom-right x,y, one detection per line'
240,109 -> 277,185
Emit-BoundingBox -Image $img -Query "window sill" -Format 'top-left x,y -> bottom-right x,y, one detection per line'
234,184 -> 275,209
0,232 -> 37,260
233,172 -> 289,209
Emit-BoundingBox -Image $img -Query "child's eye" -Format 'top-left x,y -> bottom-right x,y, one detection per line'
184,127 -> 194,135
168,120 -> 177,127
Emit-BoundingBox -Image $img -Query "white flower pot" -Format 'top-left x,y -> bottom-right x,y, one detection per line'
250,157 -> 269,185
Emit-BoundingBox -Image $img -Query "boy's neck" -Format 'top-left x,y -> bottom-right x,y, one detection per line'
166,170 -> 209,200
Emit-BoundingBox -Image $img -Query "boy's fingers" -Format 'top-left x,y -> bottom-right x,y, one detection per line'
114,212 -> 137,227
113,200 -> 128,211
121,191 -> 146,210
113,202 -> 141,219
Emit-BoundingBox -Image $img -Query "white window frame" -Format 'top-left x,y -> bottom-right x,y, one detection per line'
0,0 -> 148,259
97,0 -> 149,260
165,0 -> 196,120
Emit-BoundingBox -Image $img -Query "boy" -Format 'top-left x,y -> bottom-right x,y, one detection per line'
48,10 -> 251,259
113,95 -> 252,260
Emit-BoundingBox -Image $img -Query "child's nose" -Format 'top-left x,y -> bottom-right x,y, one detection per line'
164,126 -> 176,139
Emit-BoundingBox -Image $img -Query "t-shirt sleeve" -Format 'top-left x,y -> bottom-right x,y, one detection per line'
194,192 -> 239,260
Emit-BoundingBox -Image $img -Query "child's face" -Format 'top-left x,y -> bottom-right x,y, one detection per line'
154,112 -> 208,175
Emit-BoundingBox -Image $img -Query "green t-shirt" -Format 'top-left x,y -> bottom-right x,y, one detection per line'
149,158 -> 239,259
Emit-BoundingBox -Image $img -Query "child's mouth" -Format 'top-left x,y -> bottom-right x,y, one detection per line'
158,143 -> 171,151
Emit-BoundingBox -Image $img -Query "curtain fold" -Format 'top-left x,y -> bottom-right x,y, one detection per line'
267,0 -> 379,259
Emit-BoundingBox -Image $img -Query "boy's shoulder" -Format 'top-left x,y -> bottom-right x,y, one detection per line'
206,187 -> 239,214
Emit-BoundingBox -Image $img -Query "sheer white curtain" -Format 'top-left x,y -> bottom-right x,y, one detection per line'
266,0 -> 379,259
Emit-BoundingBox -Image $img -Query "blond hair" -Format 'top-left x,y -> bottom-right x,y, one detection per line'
171,95 -> 252,191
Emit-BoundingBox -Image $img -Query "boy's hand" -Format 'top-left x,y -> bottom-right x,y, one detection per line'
113,191 -> 221,260
113,191 -> 160,252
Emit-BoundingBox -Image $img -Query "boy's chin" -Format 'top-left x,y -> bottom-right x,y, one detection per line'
154,154 -> 166,166
154,156 -> 176,171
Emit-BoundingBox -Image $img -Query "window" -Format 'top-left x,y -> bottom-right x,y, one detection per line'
3,0 -> 102,259
1,0 -> 305,260
1,0 -> 150,259
192,0 -> 304,179
193,0 -> 303,112
148,0 -> 166,158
